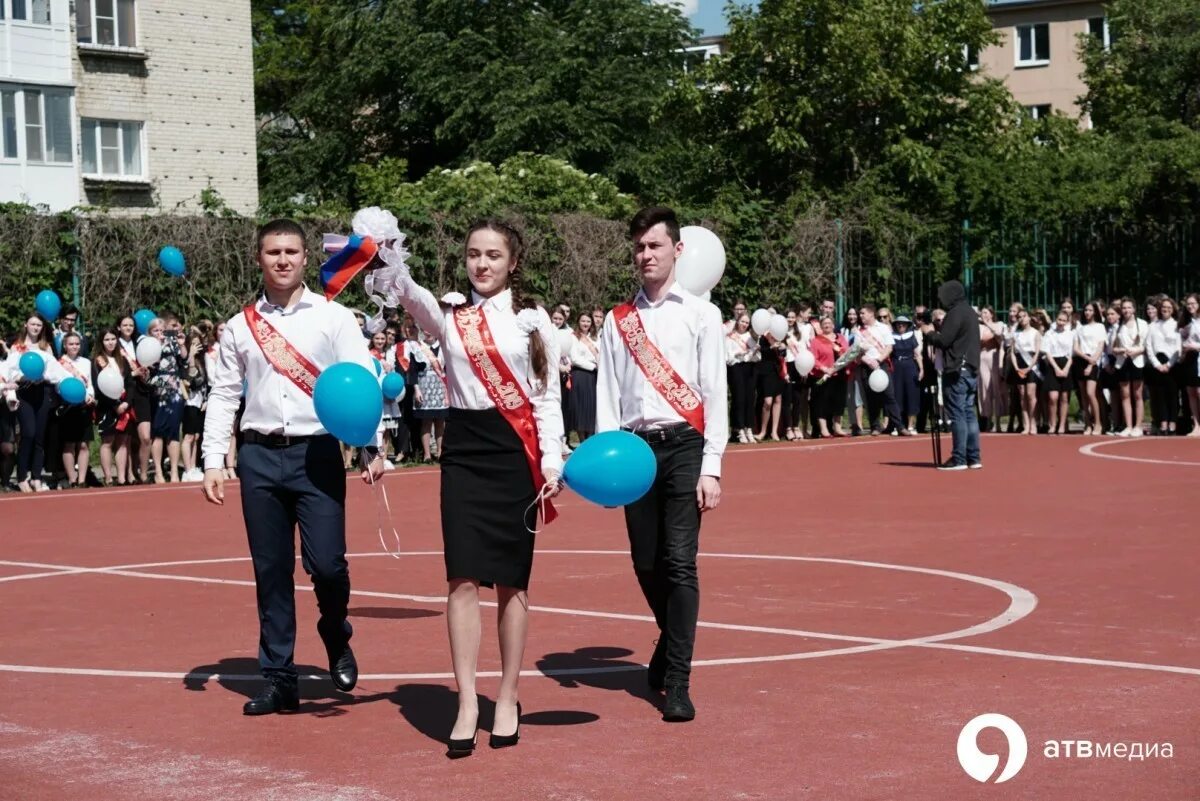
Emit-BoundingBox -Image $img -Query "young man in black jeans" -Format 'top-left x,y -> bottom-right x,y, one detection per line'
921,280 -> 983,470
597,207 -> 728,722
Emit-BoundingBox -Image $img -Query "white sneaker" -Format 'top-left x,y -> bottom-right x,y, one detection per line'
1118,428 -> 1132,437
382,459 -> 395,471
1131,428 -> 1143,437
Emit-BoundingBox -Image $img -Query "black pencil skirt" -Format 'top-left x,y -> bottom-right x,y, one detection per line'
440,407 -> 539,590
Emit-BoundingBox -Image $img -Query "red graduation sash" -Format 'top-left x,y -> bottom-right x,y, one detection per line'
612,303 -> 706,435
243,304 -> 321,397
453,304 -> 557,524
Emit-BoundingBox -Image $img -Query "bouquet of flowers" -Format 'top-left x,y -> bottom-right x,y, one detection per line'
815,340 -> 864,385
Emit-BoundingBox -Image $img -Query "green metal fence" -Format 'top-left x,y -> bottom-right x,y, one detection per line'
841,220 -> 1197,315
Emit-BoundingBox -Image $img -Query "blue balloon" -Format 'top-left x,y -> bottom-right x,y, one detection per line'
563,431 -> 657,507
134,308 -> 156,335
18,352 -> 45,381
58,377 -> 86,405
35,289 -> 61,320
158,245 -> 186,277
313,362 -> 383,447
381,371 -> 406,400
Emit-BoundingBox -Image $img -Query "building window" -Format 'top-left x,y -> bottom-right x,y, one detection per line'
1088,17 -> 1111,50
1015,23 -> 1050,67
23,90 -> 72,163
81,119 -> 143,177
77,0 -> 138,47
1025,104 -> 1052,121
1,91 -> 17,159
963,44 -> 980,71
8,0 -> 51,23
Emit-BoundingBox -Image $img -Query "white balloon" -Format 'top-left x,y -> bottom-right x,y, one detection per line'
97,367 -> 125,400
868,368 -> 890,393
135,337 -> 162,367
700,290 -> 712,302
675,226 -> 726,295
556,327 -> 575,356
750,309 -> 772,336
769,314 -> 788,340
795,348 -> 816,377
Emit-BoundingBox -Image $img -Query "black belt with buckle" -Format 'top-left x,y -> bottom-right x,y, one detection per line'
242,430 -> 328,448
628,423 -> 693,444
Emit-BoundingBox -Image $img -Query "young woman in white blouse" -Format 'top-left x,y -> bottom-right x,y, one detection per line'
567,311 -> 599,441
1180,293 -> 1200,437
1146,296 -> 1182,436
1009,308 -> 1042,436
1041,310 -> 1075,435
725,312 -> 759,443
1111,297 -> 1149,436
1,314 -> 69,491
57,332 -> 96,487
393,219 -> 564,756
1072,301 -> 1107,435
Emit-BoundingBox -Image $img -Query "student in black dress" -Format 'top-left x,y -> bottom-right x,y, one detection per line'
393,219 -> 565,756
56,332 -> 95,487
92,327 -> 134,486
754,330 -> 786,440
567,312 -> 599,441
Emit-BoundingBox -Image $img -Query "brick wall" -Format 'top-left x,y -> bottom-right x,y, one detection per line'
73,0 -> 258,215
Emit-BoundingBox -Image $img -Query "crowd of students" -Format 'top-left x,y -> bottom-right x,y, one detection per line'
1,291 -> 1196,492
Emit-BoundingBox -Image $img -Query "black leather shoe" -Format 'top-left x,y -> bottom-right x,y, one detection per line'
327,643 -> 358,692
489,702 -> 522,749
243,682 -> 299,716
647,639 -> 667,692
662,685 -> 695,722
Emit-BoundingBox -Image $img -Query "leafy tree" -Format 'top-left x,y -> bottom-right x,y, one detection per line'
253,0 -> 694,210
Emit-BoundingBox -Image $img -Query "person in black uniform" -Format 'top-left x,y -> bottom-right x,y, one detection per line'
202,219 -> 386,715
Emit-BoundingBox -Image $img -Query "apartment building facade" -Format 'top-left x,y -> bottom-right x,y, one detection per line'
0,0 -> 257,214
982,0 -> 1108,123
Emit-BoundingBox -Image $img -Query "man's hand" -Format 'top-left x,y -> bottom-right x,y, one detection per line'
360,453 -> 386,484
202,468 -> 225,505
696,475 -> 721,512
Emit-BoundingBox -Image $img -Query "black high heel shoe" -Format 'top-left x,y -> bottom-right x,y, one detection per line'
488,702 -> 522,749
446,732 -> 477,759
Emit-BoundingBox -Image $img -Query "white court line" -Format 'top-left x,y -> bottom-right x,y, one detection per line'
0,436 -> 920,505
0,551 -> 1031,680
9,551 -> 1193,680
1079,438 -> 1200,466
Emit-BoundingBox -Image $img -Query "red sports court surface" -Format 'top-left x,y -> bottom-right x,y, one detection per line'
0,434 -> 1196,800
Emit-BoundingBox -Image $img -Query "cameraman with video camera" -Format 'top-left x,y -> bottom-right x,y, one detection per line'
920,281 -> 983,470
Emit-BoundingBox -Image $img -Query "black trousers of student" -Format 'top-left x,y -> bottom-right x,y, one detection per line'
1147,356 -> 1178,428
811,375 -> 844,428
859,363 -> 904,433
239,435 -> 351,688
15,383 -> 53,482
727,363 -> 756,431
623,424 -> 703,688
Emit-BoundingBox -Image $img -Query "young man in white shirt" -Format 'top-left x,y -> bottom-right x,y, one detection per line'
597,207 -> 728,723
202,219 -> 386,715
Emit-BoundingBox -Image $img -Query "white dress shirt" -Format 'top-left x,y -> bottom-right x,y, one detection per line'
1113,318 -> 1149,369
1,343 -> 70,386
569,334 -> 599,371
1043,327 -> 1074,359
1146,319 -> 1181,367
1073,322 -> 1106,361
202,287 -> 381,471
724,331 -> 758,365
394,279 -> 564,474
857,321 -> 894,363
59,355 -> 95,401
596,282 -> 728,478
